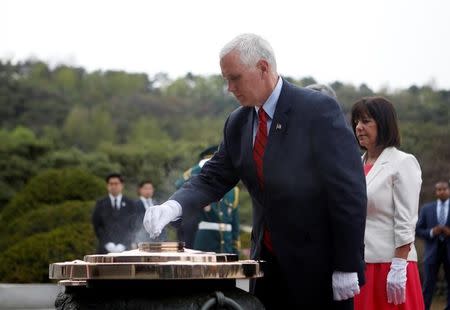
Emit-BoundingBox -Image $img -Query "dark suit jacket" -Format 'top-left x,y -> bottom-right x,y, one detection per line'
171,79 -> 367,306
416,201 -> 450,264
92,195 -> 139,254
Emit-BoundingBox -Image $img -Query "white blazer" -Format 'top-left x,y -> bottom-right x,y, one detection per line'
363,147 -> 422,263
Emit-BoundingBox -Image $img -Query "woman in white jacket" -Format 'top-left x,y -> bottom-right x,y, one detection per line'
351,96 -> 424,310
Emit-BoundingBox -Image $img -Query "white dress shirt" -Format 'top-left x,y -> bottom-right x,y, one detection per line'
109,194 -> 122,210
140,196 -> 154,210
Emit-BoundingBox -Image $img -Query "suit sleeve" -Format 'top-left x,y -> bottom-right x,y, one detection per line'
92,201 -> 105,247
416,204 -> 433,241
311,97 -> 367,272
393,154 -> 422,247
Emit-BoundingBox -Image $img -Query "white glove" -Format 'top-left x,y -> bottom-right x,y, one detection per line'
105,242 -> 116,253
115,243 -> 126,252
387,257 -> 408,305
332,271 -> 359,301
143,200 -> 182,239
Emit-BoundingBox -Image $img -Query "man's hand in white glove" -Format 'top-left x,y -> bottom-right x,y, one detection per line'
105,242 -> 116,253
115,243 -> 126,252
143,200 -> 182,239
332,271 -> 359,301
387,257 -> 408,305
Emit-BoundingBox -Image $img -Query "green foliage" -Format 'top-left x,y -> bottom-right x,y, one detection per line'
37,148 -> 121,179
128,116 -> 171,144
0,223 -> 95,283
0,201 -> 93,251
98,142 -> 178,195
63,106 -> 116,151
0,127 -> 52,207
401,122 -> 450,203
0,168 -> 104,223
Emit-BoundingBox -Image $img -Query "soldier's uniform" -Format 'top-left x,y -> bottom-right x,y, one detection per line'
194,186 -> 240,254
175,146 -> 241,255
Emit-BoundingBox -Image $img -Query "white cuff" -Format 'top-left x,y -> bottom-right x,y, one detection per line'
166,200 -> 182,219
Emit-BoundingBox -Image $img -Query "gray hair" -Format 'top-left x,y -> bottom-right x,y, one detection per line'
305,83 -> 337,99
219,33 -> 277,73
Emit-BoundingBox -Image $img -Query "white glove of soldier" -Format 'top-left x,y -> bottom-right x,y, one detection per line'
105,242 -> 116,253
332,271 -> 360,301
143,200 -> 182,239
387,257 -> 408,305
114,243 -> 126,252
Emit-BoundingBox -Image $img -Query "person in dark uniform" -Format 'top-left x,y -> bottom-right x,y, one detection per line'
416,181 -> 450,310
175,146 -> 241,254
134,180 -> 167,244
92,173 -> 138,254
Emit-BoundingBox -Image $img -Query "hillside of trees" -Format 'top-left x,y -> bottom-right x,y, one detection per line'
0,59 -> 448,282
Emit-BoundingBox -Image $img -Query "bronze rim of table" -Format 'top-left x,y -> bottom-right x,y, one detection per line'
49,242 -> 263,286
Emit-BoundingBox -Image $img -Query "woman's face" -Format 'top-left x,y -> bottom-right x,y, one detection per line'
354,114 -> 378,150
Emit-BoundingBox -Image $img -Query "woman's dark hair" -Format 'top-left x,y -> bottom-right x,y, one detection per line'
351,96 -> 400,149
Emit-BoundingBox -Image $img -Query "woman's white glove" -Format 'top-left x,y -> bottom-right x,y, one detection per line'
387,257 -> 408,305
332,271 -> 359,301
143,200 -> 182,239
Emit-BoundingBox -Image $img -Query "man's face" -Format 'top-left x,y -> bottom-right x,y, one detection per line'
220,51 -> 265,107
436,183 -> 450,201
107,177 -> 123,196
139,183 -> 154,199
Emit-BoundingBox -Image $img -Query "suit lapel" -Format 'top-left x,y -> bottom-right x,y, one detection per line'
264,79 -> 291,181
442,201 -> 450,226
365,147 -> 395,186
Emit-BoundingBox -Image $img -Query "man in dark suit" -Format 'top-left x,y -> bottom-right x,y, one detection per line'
92,173 -> 138,254
143,33 -> 367,309
416,181 -> 450,310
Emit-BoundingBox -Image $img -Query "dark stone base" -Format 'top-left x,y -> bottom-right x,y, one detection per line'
55,279 -> 264,309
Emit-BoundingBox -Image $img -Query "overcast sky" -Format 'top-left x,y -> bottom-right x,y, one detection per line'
2,0 -> 450,91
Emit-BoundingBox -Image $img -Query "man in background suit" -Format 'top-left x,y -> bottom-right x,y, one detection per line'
142,33 -> 367,309
135,180 -> 167,243
92,173 -> 138,254
416,181 -> 450,310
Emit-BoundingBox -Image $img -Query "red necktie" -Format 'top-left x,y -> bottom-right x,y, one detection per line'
253,108 -> 273,252
253,108 -> 267,188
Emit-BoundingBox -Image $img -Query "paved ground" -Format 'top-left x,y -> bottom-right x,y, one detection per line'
0,283 -> 62,309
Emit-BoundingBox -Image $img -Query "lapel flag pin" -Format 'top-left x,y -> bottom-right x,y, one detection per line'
276,123 -> 282,130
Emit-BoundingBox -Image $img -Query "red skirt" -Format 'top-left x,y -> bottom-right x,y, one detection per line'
354,262 -> 424,310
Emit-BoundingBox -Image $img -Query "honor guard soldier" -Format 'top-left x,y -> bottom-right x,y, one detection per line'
175,146 -> 241,254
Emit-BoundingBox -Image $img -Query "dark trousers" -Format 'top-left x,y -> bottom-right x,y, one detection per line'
423,240 -> 450,310
252,245 -> 354,310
